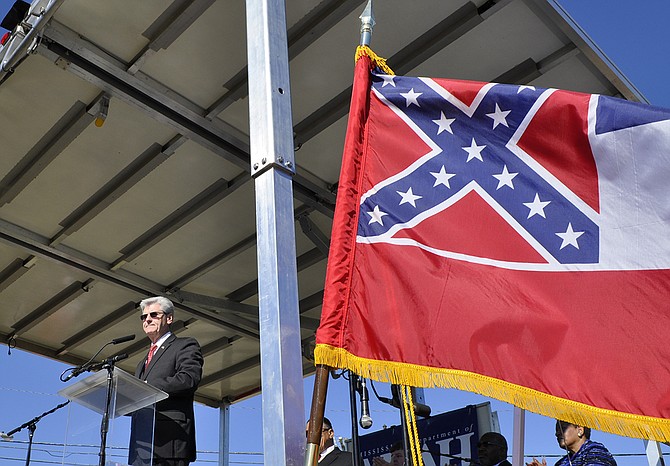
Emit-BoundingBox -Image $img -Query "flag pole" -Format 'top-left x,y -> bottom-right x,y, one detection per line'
305,364 -> 331,466
306,5 -> 376,466
359,0 -> 375,47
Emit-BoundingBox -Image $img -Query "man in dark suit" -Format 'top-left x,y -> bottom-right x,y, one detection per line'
128,296 -> 203,466
307,417 -> 353,466
477,432 -> 512,466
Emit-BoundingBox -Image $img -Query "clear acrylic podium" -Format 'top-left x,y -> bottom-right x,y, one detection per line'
58,367 -> 168,466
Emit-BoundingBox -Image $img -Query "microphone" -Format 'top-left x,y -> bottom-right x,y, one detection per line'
62,365 -> 86,382
383,385 -> 431,418
60,334 -> 134,382
359,378 -> 373,429
412,402 -> 431,418
111,334 -> 135,344
87,353 -> 128,372
110,353 -> 128,363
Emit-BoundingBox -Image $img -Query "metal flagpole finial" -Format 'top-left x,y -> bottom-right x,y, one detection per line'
359,0 -> 375,47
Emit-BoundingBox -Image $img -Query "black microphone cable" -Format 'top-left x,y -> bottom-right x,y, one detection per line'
60,334 -> 135,382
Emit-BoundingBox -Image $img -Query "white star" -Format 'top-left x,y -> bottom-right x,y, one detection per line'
556,223 -> 584,250
432,112 -> 455,135
523,193 -> 551,218
400,88 -> 422,107
397,187 -> 422,207
492,165 -> 518,190
463,138 -> 486,162
517,85 -> 536,93
380,75 -> 396,88
430,166 -> 456,188
486,103 -> 511,129
367,205 -> 388,226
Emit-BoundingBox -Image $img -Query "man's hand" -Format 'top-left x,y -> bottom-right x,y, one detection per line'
373,457 -> 391,466
526,457 -> 547,466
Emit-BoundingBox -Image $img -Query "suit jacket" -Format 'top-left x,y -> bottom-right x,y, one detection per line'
320,448 -> 354,466
128,334 -> 203,465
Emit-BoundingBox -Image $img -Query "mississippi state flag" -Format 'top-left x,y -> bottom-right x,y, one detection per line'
315,53 -> 670,441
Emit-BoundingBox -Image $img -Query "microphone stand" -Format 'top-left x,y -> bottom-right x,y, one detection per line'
348,371 -> 362,466
398,392 -> 411,466
1,400 -> 70,466
96,354 -> 127,466
372,384 -> 431,466
56,335 -> 133,465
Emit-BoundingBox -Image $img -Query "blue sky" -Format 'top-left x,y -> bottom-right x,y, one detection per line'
0,0 -> 669,465
558,0 -> 670,108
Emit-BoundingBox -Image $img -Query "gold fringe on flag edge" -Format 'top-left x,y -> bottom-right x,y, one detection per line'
315,344 -> 670,442
355,45 -> 395,75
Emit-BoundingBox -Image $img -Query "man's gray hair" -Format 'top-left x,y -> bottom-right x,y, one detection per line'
139,296 -> 175,316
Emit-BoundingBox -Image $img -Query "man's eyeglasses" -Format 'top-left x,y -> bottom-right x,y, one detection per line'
140,311 -> 164,321
305,427 -> 331,438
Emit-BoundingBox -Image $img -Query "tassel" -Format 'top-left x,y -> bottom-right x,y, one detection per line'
314,344 -> 670,442
355,45 -> 395,75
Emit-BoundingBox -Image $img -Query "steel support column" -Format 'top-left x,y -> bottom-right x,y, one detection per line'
245,1 -> 306,466
512,407 -> 525,466
219,401 -> 231,466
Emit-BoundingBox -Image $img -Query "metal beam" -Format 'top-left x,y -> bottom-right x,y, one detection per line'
39,22 -> 336,214
293,2 -> 484,147
201,335 -> 241,357
0,100 -> 95,206
177,289 -> 323,331
10,279 -> 95,339
0,218 -> 260,338
51,141 -> 172,246
226,247 -> 325,302
128,0 -> 216,75
297,213 -> 331,256
299,315 -> 321,332
42,34 -> 252,170
494,44 -> 578,85
0,256 -> 36,293
57,301 -> 138,355
246,0 -> 306,464
175,291 -> 259,317
200,354 -> 261,387
112,173 -> 248,270
299,290 -> 324,314
206,0 -> 365,117
0,331 -> 92,368
219,401 -> 231,466
166,204 -> 318,293
167,233 -> 258,291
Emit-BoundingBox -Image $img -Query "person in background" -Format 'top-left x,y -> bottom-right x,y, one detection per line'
525,419 -> 617,466
128,296 -> 203,466
373,441 -> 405,466
477,432 -> 511,466
306,417 -> 354,466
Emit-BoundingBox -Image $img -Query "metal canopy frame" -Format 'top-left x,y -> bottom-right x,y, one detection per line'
0,0 -> 646,433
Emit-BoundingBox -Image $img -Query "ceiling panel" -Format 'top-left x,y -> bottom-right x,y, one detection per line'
0,0 -> 644,406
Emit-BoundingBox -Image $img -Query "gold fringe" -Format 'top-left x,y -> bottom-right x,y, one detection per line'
355,45 -> 395,75
315,344 -> 670,442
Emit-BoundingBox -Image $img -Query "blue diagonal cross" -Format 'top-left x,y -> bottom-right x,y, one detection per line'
357,74 -> 599,264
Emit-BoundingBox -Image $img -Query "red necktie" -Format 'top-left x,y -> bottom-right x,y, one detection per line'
146,344 -> 157,366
